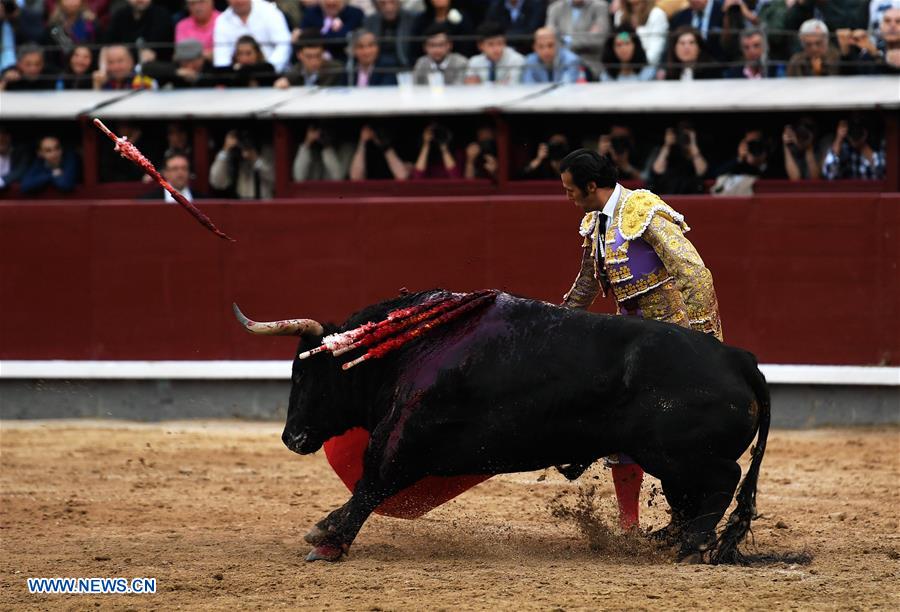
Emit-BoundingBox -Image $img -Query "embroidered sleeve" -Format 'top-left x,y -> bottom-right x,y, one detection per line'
642,215 -> 724,341
562,246 -> 601,310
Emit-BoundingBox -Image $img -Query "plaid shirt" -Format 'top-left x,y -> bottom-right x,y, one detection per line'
823,141 -> 886,180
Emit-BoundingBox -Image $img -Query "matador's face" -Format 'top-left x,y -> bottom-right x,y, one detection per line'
561,170 -> 591,212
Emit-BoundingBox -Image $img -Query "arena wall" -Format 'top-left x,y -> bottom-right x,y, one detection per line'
2,193 -> 897,365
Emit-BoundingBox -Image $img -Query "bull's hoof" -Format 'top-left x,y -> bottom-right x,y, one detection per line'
304,525 -> 330,545
648,524 -> 681,548
305,544 -> 346,562
677,551 -> 705,565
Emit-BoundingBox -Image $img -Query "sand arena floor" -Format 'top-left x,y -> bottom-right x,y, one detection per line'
1,421 -> 898,610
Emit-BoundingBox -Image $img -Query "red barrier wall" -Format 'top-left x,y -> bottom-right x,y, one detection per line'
1,194 -> 897,365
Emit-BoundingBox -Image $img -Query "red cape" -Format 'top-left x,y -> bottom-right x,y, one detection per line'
323,427 -> 490,519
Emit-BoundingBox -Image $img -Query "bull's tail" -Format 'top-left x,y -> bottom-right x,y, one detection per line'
710,360 -> 771,565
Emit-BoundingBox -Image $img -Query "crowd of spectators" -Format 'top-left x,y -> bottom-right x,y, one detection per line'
0,109 -> 888,198
0,1 -> 893,197
1,0 -> 898,93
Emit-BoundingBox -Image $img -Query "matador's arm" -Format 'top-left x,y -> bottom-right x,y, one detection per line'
642,215 -> 724,340
562,245 -> 601,310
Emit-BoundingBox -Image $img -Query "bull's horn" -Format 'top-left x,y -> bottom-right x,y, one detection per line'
232,303 -> 324,337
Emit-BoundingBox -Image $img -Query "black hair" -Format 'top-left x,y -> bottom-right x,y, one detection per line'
423,22 -> 451,39
164,150 -> 191,167
559,148 -> 618,191
601,25 -> 649,79
476,21 -> 506,42
295,28 -> 326,52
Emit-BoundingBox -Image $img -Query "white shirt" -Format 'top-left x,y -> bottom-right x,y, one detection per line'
0,152 -> 11,188
213,0 -> 292,72
465,47 -> 526,84
598,183 -> 621,254
164,187 -> 193,203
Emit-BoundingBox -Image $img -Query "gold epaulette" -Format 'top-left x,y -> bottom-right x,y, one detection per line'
617,190 -> 690,241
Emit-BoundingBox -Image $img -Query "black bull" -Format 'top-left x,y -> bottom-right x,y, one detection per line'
237,290 -> 770,564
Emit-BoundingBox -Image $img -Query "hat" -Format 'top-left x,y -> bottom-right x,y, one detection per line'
173,39 -> 204,62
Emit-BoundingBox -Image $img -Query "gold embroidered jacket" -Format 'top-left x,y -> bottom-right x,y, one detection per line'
562,188 -> 724,341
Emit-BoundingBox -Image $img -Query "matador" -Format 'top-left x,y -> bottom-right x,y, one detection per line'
558,149 -> 723,531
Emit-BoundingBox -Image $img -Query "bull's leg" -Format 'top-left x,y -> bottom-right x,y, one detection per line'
651,480 -> 699,547
305,473 -> 417,562
304,502 -> 351,545
675,458 -> 741,563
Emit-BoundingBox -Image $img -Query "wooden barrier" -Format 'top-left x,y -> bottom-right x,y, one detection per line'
1,193 -> 897,365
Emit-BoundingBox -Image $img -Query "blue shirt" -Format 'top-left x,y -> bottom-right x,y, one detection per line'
522,47 -> 582,83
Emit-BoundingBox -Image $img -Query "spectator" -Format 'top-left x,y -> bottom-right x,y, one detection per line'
869,0 -> 900,32
522,26 -> 582,83
140,152 -> 202,201
521,133 -> 570,179
597,124 -> 643,181
275,29 -> 346,87
546,0 -> 610,79
836,26 -> 880,74
723,27 -> 783,77
412,123 -> 461,178
600,25 -> 656,81
300,0 -> 365,61
875,6 -> 900,72
670,0 -> 726,61
720,0 -> 760,60
787,18 -> 840,76
412,22 -> 468,85
20,135 -> 80,194
104,0 -> 174,62
0,128 -> 30,191
713,128 -> 781,179
484,0 -> 546,55
225,34 -> 277,86
758,0 -> 796,61
164,122 -> 192,160
649,121 -> 708,194
100,121 -> 160,181
142,38 -> 217,88
349,29 -> 399,86
214,0 -> 292,72
782,117 -> 823,180
465,21 -> 526,84
412,0 -> 476,58
57,44 -> 95,89
464,124 -> 498,180
176,0 -> 220,60
44,0 -> 111,24
660,26 -> 720,79
209,129 -> 275,198
350,124 -> 410,180
822,118 -> 886,180
9,0 -> 43,46
92,43 -> 156,89
1,2 -> 16,72
786,0 -> 868,33
0,43 -> 57,90
615,0 -> 669,67
45,0 -> 98,51
292,123 -> 352,181
364,0 -> 418,68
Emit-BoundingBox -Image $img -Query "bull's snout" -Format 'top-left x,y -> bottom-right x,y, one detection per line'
282,430 -> 308,454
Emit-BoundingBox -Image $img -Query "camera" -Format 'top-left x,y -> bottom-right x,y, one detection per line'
431,124 -> 452,147
547,141 -> 569,161
610,136 -> 630,155
478,138 -> 497,158
746,139 -> 766,157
